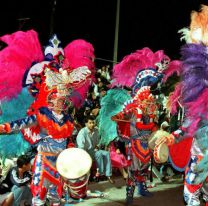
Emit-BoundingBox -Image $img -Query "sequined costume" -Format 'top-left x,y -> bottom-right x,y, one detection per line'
112,86 -> 157,204
102,47 -> 181,205
156,5 -> 208,206
0,32 -> 95,206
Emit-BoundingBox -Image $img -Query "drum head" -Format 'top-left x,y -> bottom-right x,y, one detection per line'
148,130 -> 170,150
56,148 -> 92,179
148,131 -> 157,150
156,143 -> 169,163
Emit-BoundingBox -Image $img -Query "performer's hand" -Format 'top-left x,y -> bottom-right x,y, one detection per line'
155,134 -> 175,146
111,116 -> 117,121
0,123 -> 11,134
0,124 -> 6,133
111,112 -> 124,121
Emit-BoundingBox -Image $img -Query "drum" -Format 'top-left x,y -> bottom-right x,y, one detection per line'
148,130 -> 170,150
153,143 -> 169,164
148,131 -> 157,150
56,148 -> 92,199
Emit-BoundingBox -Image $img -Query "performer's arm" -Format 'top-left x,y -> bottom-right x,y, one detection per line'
0,115 -> 37,134
156,118 -> 190,146
111,111 -> 124,121
171,121 -> 189,140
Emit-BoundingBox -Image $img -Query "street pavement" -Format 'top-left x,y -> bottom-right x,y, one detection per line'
1,175 -> 207,206
74,176 -> 187,206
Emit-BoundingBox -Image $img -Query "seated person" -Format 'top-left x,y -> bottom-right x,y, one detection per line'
76,116 -> 114,184
2,155 -> 32,206
109,137 -> 128,180
0,158 -> 15,194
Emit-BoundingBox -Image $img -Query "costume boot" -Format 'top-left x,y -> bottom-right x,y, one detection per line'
137,181 -> 153,197
125,185 -> 135,205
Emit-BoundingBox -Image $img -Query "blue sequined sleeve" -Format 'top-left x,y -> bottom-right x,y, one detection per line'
10,115 -> 37,132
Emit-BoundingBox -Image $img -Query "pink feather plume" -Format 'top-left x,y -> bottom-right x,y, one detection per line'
63,39 -> 95,108
111,47 -> 168,87
0,30 -> 44,101
63,39 -> 95,70
169,83 -> 182,115
163,60 -> 182,82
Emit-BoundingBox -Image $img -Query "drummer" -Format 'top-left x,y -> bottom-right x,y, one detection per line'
76,115 -> 115,184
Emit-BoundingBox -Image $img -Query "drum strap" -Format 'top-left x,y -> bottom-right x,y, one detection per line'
66,173 -> 90,197
68,178 -> 89,190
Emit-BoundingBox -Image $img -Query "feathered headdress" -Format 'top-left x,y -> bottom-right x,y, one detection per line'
25,36 -> 95,112
0,30 -> 44,101
167,5 -> 208,183
0,31 -> 95,158
179,5 -> 208,45
173,5 -> 208,131
111,47 -> 181,95
167,6 -> 208,116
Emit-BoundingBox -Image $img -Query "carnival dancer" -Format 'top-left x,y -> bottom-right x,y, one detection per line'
111,86 -> 158,205
155,5 -> 208,206
97,47 -> 180,205
0,30 -> 95,206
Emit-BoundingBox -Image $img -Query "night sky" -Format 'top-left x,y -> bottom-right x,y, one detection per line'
0,0 -> 208,67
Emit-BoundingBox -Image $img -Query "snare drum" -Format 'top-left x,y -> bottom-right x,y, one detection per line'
153,143 -> 169,164
56,148 -> 92,199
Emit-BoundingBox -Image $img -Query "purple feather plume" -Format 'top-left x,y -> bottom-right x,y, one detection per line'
180,43 -> 208,134
181,43 -> 208,103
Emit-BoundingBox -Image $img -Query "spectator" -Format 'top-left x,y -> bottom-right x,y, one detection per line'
99,86 -> 108,99
108,137 -> 128,180
2,155 -> 32,206
0,158 -> 15,194
97,65 -> 111,81
76,116 -> 115,184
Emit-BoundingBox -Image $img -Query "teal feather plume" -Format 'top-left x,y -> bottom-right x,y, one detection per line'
97,88 -> 131,146
0,88 -> 34,159
191,122 -> 208,184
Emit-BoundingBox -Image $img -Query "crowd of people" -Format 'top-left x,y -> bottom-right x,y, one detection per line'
0,63 -> 179,206
2,4 -> 208,206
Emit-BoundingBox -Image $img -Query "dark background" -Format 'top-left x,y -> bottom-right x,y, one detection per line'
0,0 -> 207,67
